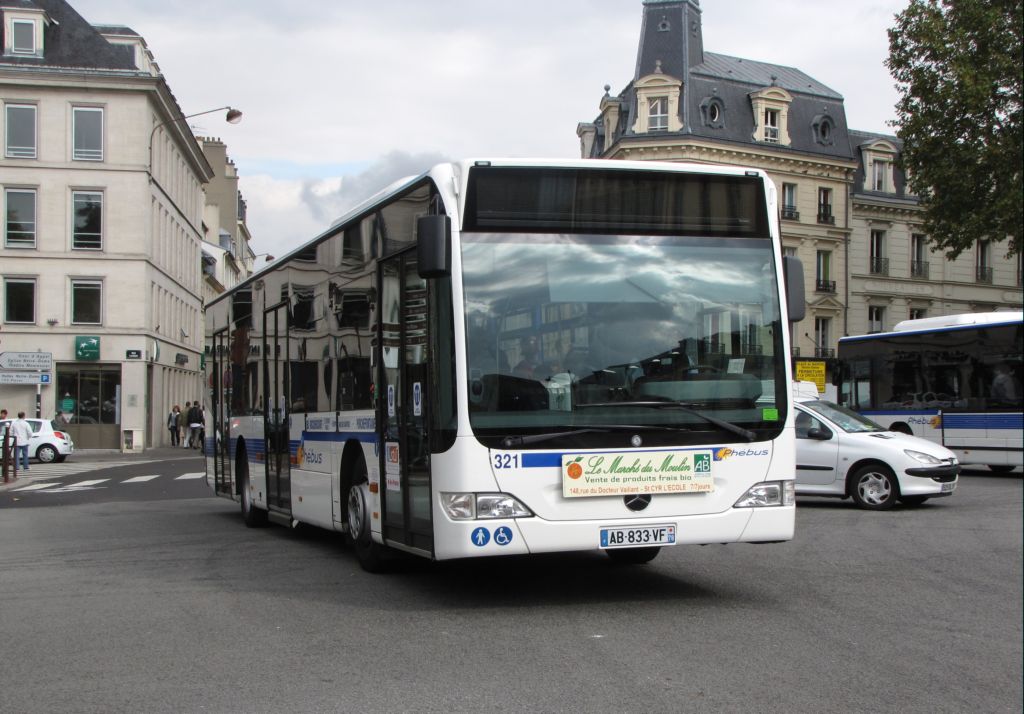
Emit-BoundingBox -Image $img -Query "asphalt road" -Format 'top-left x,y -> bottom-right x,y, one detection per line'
0,462 -> 1019,713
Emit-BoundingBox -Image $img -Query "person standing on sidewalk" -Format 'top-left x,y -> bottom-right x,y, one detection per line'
10,411 -> 33,472
167,405 -> 181,446
181,401 -> 191,447
187,401 -> 203,451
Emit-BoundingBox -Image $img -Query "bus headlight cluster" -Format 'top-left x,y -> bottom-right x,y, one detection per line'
733,480 -> 795,508
441,493 -> 534,520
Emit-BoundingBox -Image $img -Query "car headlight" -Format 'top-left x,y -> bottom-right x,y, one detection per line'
441,492 -> 534,520
904,449 -> 945,465
734,480 -> 795,508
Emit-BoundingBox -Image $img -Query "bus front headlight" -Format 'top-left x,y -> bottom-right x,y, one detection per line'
734,480 -> 795,508
441,493 -> 534,520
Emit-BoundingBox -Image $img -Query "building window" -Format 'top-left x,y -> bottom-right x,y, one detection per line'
817,187 -> 834,225
783,246 -> 798,258
3,278 -> 35,323
709,103 -> 720,123
814,317 -> 832,357
5,104 -> 36,158
4,188 -> 36,247
872,160 -> 889,192
868,306 -> 885,333
870,230 -> 888,275
909,308 -> 927,320
976,240 -> 992,283
72,107 -> 103,161
816,250 -> 835,293
11,19 -> 35,54
911,233 -> 929,278
781,183 -> 799,220
72,191 -> 103,250
649,97 -> 668,132
763,109 -> 779,143
71,279 -> 102,325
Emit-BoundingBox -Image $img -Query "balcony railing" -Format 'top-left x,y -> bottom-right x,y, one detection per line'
814,347 -> 835,358
869,256 -> 889,275
817,208 -> 835,225
781,205 -> 800,220
911,260 -> 930,279
815,279 -> 836,293
976,266 -> 993,283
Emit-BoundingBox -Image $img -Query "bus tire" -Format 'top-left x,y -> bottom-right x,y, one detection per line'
239,457 -> 267,528
346,454 -> 387,572
848,463 -> 898,510
988,464 -> 1016,473
606,547 -> 661,565
889,422 -> 913,435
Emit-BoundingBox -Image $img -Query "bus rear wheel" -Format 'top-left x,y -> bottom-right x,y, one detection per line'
346,455 -> 388,572
606,547 -> 661,565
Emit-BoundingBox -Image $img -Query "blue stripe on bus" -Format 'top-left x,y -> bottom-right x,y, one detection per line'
520,445 -> 724,468
302,430 -> 378,444
863,411 -> 1023,430
839,318 -> 1022,342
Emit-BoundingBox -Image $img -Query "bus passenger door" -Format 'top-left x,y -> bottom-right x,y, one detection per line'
378,251 -> 434,555
263,301 -> 291,513
211,328 -> 231,496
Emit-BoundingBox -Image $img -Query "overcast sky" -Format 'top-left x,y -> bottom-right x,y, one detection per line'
72,0 -> 910,257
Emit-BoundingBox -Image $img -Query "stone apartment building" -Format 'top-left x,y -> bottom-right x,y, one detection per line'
578,0 -> 1022,361
0,0 -> 248,450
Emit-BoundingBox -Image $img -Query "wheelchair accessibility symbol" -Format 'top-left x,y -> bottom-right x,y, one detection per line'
494,526 -> 513,546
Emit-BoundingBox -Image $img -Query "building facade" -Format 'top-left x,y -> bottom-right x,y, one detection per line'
0,0 -> 217,450
199,136 -> 253,306
577,0 -> 1022,362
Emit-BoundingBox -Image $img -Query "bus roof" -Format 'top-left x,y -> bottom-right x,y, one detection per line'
840,311 -> 1023,343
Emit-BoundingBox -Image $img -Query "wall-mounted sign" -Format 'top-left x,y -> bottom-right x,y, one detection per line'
126,349 -> 142,360
0,351 -> 53,370
75,336 -> 100,361
175,353 -> 188,366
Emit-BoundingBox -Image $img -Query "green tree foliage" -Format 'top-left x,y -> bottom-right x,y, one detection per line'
887,0 -> 1022,259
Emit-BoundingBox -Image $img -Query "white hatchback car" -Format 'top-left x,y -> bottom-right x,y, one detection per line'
0,418 -> 75,463
794,397 -> 959,509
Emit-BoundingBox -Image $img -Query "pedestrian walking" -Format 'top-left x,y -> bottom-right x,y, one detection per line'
187,401 -> 203,451
167,405 -> 181,446
10,411 -> 33,472
182,401 -> 191,447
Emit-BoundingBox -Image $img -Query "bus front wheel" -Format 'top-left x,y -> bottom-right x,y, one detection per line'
239,459 -> 268,528
606,547 -> 661,565
346,460 -> 388,572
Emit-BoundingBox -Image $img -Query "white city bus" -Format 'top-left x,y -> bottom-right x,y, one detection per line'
204,159 -> 805,570
838,311 -> 1023,472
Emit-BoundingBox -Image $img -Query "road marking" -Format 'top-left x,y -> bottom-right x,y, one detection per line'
12,482 -> 59,491
176,473 -> 206,480
67,479 -> 109,488
122,475 -> 160,483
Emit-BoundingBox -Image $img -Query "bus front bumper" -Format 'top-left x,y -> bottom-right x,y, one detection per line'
431,505 -> 795,561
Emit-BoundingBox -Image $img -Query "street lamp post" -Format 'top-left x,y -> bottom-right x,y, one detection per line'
147,105 -> 242,175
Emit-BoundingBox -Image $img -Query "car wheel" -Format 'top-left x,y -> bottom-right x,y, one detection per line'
900,495 -> 930,507
346,451 -> 388,572
988,464 -> 1016,473
849,463 -> 899,510
36,444 -> 58,463
606,547 -> 661,564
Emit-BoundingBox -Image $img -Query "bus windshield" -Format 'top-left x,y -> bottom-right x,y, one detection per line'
461,232 -> 786,446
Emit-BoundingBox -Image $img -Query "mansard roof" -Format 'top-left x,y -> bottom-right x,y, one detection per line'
0,0 -> 136,70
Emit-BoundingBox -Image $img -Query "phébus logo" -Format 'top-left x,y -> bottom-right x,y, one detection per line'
714,446 -> 770,461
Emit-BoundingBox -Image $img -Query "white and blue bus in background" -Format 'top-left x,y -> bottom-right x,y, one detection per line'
204,159 -> 806,570
838,311 -> 1023,473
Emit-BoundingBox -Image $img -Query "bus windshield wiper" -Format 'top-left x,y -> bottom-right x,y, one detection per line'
502,424 -> 678,448
577,401 -> 756,442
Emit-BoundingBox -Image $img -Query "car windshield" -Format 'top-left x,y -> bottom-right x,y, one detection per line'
801,400 -> 885,433
461,232 -> 787,447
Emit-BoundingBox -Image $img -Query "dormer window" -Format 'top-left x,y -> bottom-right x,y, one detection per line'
812,114 -> 835,146
4,11 -> 49,58
763,109 -> 780,143
860,139 -> 898,194
649,97 -> 668,131
700,96 -> 726,129
12,19 -> 35,54
873,160 -> 889,191
749,87 -> 793,146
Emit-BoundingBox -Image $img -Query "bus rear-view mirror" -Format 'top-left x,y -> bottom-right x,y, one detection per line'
417,215 -> 451,278
783,255 -> 806,323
